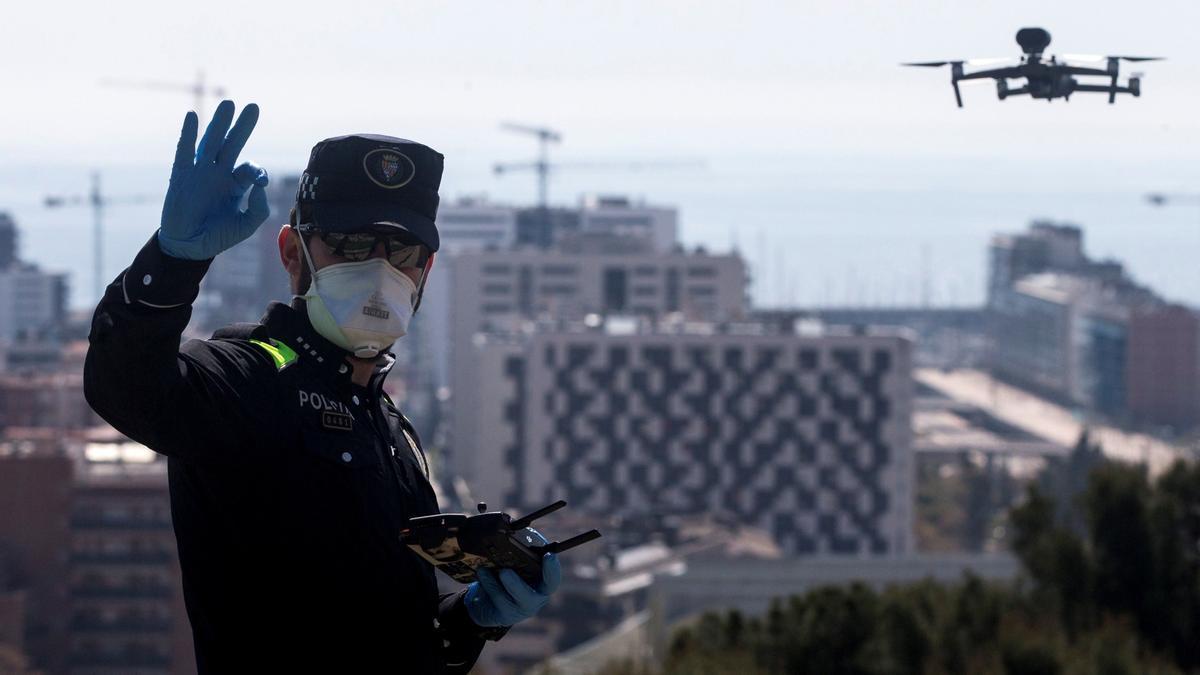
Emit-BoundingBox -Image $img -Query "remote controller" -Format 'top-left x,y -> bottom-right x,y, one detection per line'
400,500 -> 602,585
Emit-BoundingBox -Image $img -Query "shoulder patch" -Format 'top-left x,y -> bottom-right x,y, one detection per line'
250,338 -> 299,371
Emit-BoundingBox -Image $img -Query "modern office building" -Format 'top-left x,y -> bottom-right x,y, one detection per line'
68,442 -> 193,675
0,434 -> 195,675
0,215 -> 69,373
0,212 -> 16,272
456,320 -> 914,557
446,245 -> 749,460
577,194 -> 677,253
0,263 -> 69,344
986,222 -> 1161,415
436,196 -> 518,255
987,221 -> 1085,306
1126,304 -> 1200,431
508,194 -> 676,252
988,272 -> 1149,413
449,243 -> 746,334
514,206 -> 581,249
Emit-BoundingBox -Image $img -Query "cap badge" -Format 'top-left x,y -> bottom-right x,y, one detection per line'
381,154 -> 400,179
363,148 -> 416,189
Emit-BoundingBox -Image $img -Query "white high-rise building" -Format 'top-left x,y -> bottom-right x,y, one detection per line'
578,195 -> 677,253
436,197 -> 518,255
0,263 -> 68,343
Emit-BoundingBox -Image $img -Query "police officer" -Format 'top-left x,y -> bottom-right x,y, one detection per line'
84,101 -> 560,673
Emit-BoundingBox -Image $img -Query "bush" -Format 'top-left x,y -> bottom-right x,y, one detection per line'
598,456 -> 1200,675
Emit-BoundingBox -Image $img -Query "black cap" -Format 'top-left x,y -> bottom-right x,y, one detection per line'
295,134 -> 443,252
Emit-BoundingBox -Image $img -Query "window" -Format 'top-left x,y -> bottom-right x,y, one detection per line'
603,268 -> 628,312
518,266 -> 533,313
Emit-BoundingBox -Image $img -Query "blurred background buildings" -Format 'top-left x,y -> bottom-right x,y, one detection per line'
0,173 -> 1196,673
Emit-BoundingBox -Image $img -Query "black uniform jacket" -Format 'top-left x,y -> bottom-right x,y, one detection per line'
84,235 -> 487,674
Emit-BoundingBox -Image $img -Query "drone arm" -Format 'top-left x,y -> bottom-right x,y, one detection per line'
957,66 -> 1023,81
1073,83 -> 1135,97
1061,66 -> 1111,77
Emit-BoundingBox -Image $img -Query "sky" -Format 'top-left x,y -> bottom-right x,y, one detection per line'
3,1 -> 1200,310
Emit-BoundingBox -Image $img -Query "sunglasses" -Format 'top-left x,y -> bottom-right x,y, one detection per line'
298,224 -> 431,270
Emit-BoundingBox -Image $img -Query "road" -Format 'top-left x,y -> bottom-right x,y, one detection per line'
916,369 -> 1190,477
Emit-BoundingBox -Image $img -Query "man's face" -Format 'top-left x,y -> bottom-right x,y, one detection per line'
280,226 -> 426,295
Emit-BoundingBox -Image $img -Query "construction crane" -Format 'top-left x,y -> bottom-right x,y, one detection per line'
494,122 -> 704,208
44,173 -> 155,303
495,123 -> 562,209
102,70 -> 227,115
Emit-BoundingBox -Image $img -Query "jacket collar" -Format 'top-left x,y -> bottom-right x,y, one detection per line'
260,299 -> 396,394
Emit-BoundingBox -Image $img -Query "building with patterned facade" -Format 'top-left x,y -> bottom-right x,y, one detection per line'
456,321 -> 914,556
443,245 -> 748,473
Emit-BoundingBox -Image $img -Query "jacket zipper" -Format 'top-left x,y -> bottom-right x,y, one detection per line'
365,374 -> 421,513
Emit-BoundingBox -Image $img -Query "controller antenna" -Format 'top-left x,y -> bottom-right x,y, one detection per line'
511,500 -> 567,530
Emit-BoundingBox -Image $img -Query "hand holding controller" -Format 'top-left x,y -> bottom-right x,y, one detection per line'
400,500 -> 601,627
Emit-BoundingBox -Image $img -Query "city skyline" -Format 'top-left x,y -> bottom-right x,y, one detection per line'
5,5 -> 1200,673
3,1 -> 1200,310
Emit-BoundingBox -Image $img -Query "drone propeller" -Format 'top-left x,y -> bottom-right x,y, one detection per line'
1063,53 -> 1165,62
901,57 -> 1010,68
901,61 -> 960,68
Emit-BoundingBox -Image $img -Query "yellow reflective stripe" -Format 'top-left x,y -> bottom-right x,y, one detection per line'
249,339 -> 298,371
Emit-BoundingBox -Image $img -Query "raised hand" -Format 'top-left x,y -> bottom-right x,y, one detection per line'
157,100 -> 270,260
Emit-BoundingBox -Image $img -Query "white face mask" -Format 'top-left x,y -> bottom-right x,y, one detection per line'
296,236 -> 418,358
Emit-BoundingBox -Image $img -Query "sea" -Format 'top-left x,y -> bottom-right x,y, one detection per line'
2,154 -> 1197,312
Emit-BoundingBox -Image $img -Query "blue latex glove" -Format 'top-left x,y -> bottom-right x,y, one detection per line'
465,529 -> 562,627
157,100 -> 270,260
